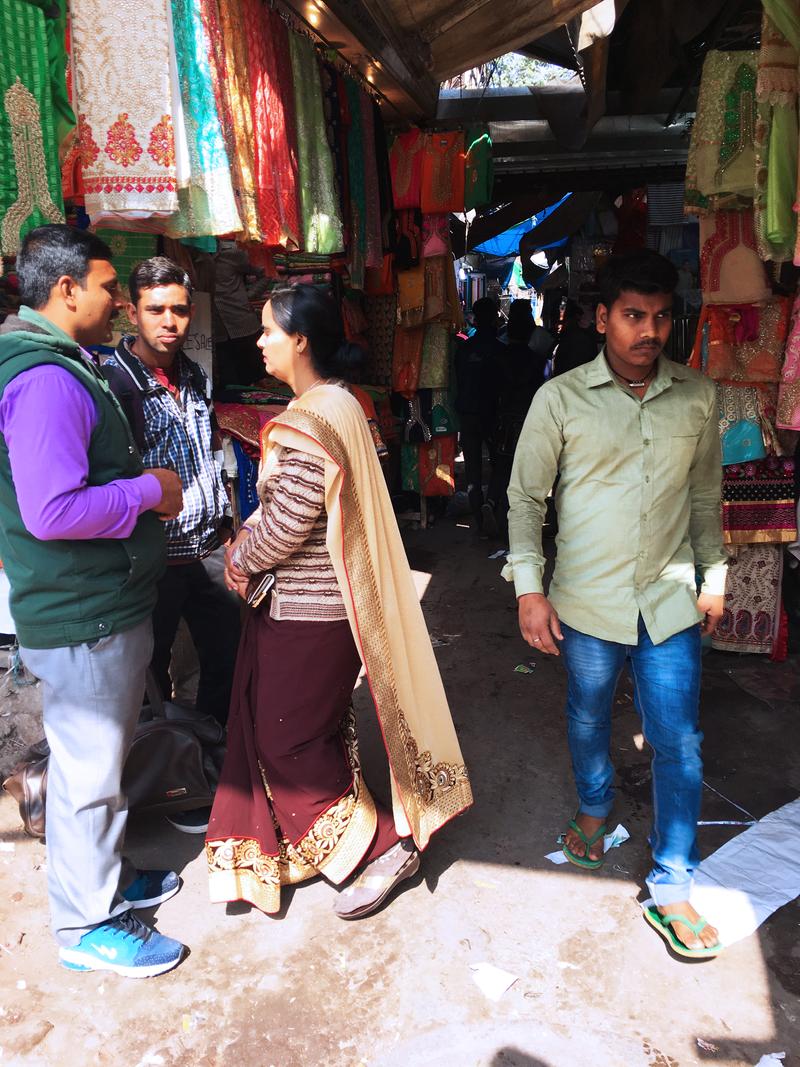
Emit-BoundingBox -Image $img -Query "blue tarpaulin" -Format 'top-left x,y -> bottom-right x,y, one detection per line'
473,193 -> 572,256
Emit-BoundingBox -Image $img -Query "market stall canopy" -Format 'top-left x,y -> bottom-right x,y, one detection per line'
279,0 -> 607,118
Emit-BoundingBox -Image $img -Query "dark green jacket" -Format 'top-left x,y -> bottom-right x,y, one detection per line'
0,308 -> 165,648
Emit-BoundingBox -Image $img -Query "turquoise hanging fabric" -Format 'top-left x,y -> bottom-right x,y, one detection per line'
289,33 -> 343,254
168,0 -> 242,236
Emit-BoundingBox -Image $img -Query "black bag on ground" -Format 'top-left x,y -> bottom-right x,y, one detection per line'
2,672 -> 225,840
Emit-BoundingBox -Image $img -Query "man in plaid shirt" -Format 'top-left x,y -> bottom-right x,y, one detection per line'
103,257 -> 240,833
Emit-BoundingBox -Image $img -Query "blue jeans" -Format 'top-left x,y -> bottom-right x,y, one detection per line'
560,617 -> 703,906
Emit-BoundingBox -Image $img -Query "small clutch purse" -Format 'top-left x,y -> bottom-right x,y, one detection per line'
246,571 -> 275,609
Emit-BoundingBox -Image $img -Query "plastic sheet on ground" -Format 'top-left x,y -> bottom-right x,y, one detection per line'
645,797 -> 800,947
469,962 -> 519,1001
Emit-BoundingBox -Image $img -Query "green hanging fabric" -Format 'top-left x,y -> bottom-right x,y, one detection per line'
288,33 -> 343,254
0,0 -> 65,257
464,125 -> 493,211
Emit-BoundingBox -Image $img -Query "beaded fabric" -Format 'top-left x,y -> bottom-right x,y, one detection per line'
684,50 -> 758,215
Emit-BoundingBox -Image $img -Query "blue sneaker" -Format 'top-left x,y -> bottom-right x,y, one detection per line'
59,911 -> 185,978
122,869 -> 181,909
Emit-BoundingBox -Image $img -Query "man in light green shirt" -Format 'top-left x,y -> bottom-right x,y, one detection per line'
504,250 -> 726,958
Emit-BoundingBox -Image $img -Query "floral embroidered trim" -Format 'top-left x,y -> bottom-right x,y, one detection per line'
1,79 -> 64,257
77,114 -> 100,166
105,113 -> 143,167
147,115 -> 175,168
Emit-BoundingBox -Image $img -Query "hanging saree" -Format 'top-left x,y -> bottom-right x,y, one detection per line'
359,90 -> 383,269
777,290 -> 800,429
0,0 -> 65,256
363,294 -> 396,388
712,544 -> 783,654
684,50 -> 758,214
754,12 -> 798,262
215,0 -> 261,241
420,131 -> 465,214
289,33 -> 343,255
206,386 -> 472,910
389,128 -> 424,209
721,455 -> 796,544
69,0 -> 178,223
344,76 -> 367,287
166,0 -> 241,237
244,1 -> 301,249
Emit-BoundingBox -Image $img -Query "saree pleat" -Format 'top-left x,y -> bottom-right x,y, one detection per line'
289,33 -> 343,254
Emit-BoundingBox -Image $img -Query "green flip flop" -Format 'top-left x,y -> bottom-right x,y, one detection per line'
561,817 -> 606,869
643,905 -> 723,958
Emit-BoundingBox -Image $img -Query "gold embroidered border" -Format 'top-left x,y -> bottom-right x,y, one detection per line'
272,408 -> 472,848
292,708 -> 378,883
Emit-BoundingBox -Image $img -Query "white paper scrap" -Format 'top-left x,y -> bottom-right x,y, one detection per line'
754,1054 -> 786,1066
545,823 -> 630,865
469,962 -> 519,1001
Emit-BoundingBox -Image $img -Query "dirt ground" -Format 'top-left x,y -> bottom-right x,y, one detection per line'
0,512 -> 798,1067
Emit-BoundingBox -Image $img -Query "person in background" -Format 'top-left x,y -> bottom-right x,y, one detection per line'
0,225 -> 185,977
455,297 -> 504,532
212,240 -> 265,386
505,250 -> 727,958
484,300 -> 548,539
552,300 -> 599,376
103,256 -> 241,835
209,285 -> 472,919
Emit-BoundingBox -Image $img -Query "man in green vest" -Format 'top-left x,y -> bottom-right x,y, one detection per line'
0,225 -> 187,977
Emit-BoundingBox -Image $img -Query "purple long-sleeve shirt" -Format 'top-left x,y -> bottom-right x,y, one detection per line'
0,365 -> 162,540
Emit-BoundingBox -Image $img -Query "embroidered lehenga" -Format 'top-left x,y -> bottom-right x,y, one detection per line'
206,385 -> 472,913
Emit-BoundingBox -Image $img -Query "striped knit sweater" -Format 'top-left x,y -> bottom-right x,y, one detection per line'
233,447 -> 347,621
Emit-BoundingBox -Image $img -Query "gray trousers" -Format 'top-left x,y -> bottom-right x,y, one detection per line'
20,618 -> 152,947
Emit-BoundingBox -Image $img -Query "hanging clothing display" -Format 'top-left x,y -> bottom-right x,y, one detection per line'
717,382 -> 780,462
215,0 -> 261,241
363,295 -> 396,388
389,128 -> 424,209
393,326 -> 424,397
690,298 -> 790,382
0,0 -> 65,256
289,33 -> 343,255
359,90 -> 382,268
244,1 -> 301,249
777,290 -> 800,429
167,0 -> 242,237
464,125 -> 493,211
343,76 -> 367,287
684,49 -> 759,214
699,210 -> 770,305
69,0 -> 178,224
418,324 -> 450,390
420,131 -> 465,215
712,544 -> 784,654
754,11 -> 799,262
721,456 -> 796,544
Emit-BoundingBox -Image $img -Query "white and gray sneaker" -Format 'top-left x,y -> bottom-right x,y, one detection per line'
334,839 -> 420,920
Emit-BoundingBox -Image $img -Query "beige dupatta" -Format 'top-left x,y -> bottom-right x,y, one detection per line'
259,384 -> 472,849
